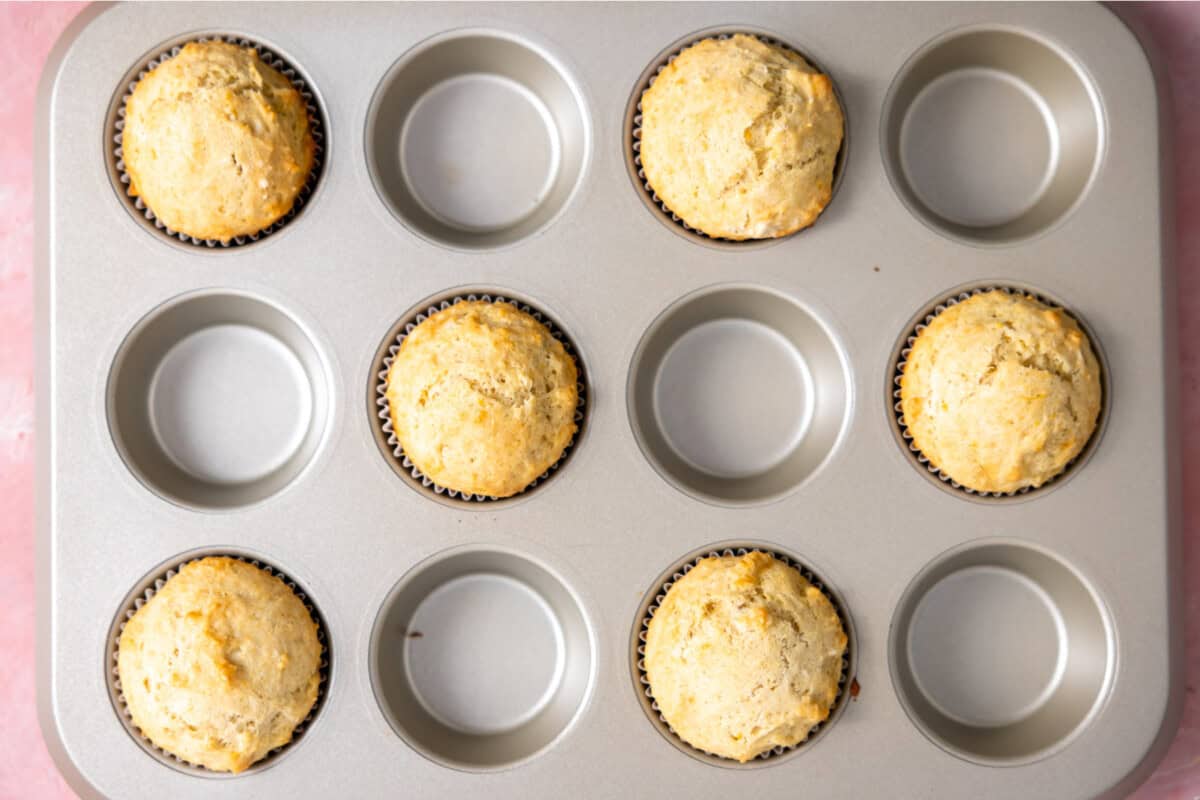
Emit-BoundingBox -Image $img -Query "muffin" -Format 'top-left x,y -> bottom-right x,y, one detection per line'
116,557 -> 321,773
900,290 -> 1102,494
643,552 -> 847,762
638,34 -> 843,240
121,41 -> 314,242
385,300 -> 578,498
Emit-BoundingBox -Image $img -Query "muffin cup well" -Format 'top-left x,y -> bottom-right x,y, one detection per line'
108,33 -> 327,249
107,289 -> 333,511
889,284 -> 1109,502
365,29 -> 590,251
369,546 -> 595,770
632,543 -> 854,768
880,27 -> 1103,246
106,550 -> 331,777
627,284 -> 852,507
371,291 -> 588,506
889,540 -> 1114,764
625,28 -> 848,249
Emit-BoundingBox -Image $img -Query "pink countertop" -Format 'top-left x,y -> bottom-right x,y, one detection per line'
1,3 -> 1197,798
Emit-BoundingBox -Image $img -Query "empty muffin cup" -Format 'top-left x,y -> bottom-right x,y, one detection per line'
370,290 -> 587,506
632,543 -> 855,767
625,27 -> 848,249
890,540 -> 1113,764
107,33 -> 327,249
107,549 -> 331,776
370,547 -> 595,770
108,290 -> 332,509
628,285 -> 851,505
882,27 -> 1102,244
888,283 -> 1108,502
366,29 -> 589,250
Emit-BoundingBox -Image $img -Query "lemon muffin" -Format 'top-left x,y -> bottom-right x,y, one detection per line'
122,41 -> 314,242
117,557 -> 322,773
900,290 -> 1102,494
643,552 -> 847,762
638,34 -> 843,240
385,300 -> 578,498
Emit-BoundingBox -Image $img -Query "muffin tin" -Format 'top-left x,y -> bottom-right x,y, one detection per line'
36,3 -> 1179,799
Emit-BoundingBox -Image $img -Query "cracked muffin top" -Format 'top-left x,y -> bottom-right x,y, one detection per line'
116,557 -> 322,773
637,34 -> 843,240
643,552 -> 847,762
385,300 -> 578,498
900,290 -> 1102,494
122,41 -> 314,243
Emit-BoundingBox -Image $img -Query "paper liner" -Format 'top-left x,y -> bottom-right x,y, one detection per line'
891,285 -> 1106,499
373,293 -> 587,503
107,552 -> 330,776
628,30 -> 846,245
635,546 -> 852,766
111,35 -> 326,248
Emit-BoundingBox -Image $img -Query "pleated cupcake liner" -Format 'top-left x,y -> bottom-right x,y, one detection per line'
107,552 -> 331,777
373,293 -> 588,504
628,30 -> 846,245
891,285 -> 1106,500
635,545 -> 853,767
111,34 -> 326,248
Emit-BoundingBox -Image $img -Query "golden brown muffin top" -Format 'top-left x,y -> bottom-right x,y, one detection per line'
639,35 -> 843,240
900,290 -> 1102,493
385,301 -> 578,498
644,552 -> 847,762
122,41 -> 314,242
116,557 -> 321,773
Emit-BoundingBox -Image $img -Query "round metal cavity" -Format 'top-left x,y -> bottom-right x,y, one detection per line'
106,32 -> 327,250
881,27 -> 1103,245
108,290 -> 332,510
890,540 -> 1114,764
366,29 -> 589,250
631,542 -> 855,768
106,548 -> 331,777
628,285 -> 851,506
370,547 -> 595,770
887,282 -> 1109,503
624,27 -> 848,250
368,289 -> 588,508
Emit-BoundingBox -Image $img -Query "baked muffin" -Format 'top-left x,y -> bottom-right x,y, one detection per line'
385,300 -> 578,498
643,552 -> 847,762
117,557 -> 321,773
122,41 -> 314,242
638,34 -> 843,240
900,290 -> 1102,493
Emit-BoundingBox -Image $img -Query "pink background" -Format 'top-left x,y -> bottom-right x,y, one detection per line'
0,2 -> 1196,797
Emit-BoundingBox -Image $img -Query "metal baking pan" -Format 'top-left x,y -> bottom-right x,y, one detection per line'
36,3 -> 1180,798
